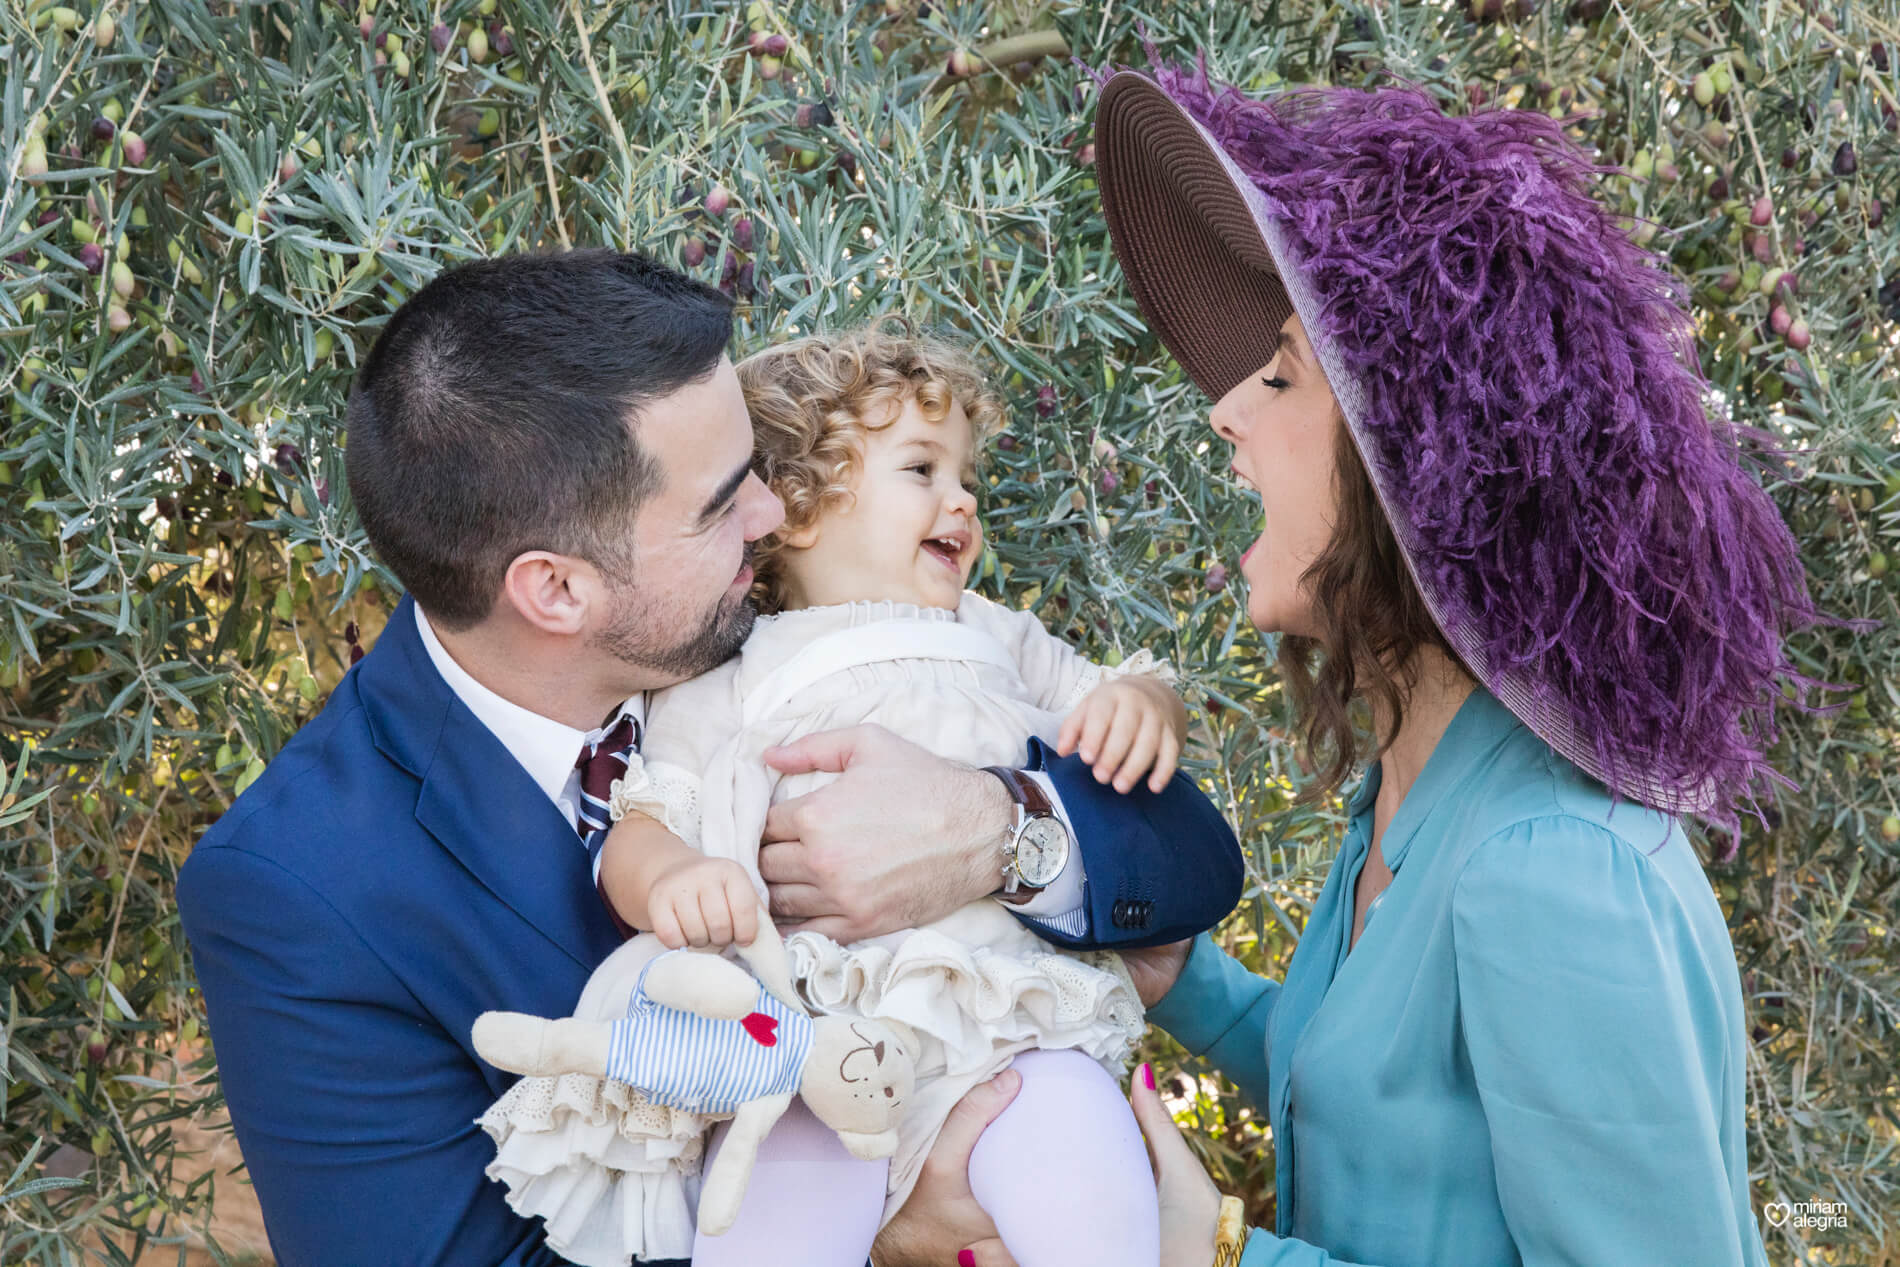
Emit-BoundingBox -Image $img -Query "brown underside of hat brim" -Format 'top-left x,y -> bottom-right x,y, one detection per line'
1095,72 -> 1295,403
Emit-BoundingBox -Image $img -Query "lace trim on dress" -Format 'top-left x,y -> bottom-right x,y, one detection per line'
1055,646 -> 1181,716
756,597 -> 961,631
607,757 -> 704,848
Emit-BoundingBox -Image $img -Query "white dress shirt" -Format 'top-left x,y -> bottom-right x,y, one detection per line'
415,605 -> 1089,934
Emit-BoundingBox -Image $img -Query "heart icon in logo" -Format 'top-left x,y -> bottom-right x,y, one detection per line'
1764,1202 -> 1791,1228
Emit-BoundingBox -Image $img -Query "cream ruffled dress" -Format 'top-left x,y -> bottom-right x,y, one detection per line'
479,590 -> 1167,1266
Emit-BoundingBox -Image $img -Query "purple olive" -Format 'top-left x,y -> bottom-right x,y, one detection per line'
1749,195 -> 1772,225
189,369 -> 205,393
682,237 -> 706,267
1036,384 -> 1057,416
78,242 -> 104,273
430,23 -> 451,52
731,216 -> 754,250
345,621 -> 360,643
91,116 -> 116,143
762,33 -> 788,56
1204,563 -> 1228,593
996,433 -> 1018,451
274,442 -> 305,474
489,23 -> 513,57
1833,141 -> 1857,176
704,185 -> 730,217
1780,146 -> 1798,169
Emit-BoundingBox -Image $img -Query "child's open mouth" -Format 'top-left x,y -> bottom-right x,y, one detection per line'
921,533 -> 967,572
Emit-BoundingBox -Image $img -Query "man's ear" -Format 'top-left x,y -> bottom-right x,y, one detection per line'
499,550 -> 594,636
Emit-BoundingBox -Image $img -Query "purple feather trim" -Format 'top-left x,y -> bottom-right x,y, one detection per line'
1091,46 -> 1876,853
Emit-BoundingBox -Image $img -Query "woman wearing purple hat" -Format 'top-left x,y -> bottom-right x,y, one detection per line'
948,58 -> 1860,1267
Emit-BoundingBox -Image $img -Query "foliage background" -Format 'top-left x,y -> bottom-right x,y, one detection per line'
3,0 -> 1897,1262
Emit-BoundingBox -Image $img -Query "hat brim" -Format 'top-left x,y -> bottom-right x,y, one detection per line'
1096,72 -> 1297,402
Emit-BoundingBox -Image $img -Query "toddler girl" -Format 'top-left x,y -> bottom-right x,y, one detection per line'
480,321 -> 1188,1266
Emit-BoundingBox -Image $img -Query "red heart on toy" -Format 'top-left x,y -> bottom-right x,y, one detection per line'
740,1011 -> 778,1047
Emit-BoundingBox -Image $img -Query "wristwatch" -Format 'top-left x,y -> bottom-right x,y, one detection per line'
981,766 -> 1073,906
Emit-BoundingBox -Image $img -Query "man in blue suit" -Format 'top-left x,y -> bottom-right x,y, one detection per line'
177,250 -> 1242,1266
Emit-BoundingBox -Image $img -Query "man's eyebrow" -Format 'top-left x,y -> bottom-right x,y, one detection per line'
698,460 -> 752,523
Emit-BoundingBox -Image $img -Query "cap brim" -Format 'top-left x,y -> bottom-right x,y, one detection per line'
1096,72 -> 1296,402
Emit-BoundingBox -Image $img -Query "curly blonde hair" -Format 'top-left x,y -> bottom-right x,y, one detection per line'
737,317 -> 1007,614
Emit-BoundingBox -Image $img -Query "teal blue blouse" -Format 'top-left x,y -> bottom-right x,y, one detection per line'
1150,686 -> 1771,1266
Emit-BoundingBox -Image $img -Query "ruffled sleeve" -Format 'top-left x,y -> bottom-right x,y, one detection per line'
609,658 -> 744,849
956,589 -> 1178,717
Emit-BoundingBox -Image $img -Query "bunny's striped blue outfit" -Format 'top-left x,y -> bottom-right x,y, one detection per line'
604,955 -> 812,1115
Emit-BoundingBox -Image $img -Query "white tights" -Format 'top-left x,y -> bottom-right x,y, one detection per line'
691,1048 -> 1159,1266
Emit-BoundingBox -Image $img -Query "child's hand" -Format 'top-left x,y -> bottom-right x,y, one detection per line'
644,855 -> 762,950
1056,677 -> 1185,794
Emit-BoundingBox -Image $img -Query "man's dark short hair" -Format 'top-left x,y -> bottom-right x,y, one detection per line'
344,249 -> 735,629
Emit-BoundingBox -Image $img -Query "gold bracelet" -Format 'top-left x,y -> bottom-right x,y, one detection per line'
1212,1194 -> 1247,1267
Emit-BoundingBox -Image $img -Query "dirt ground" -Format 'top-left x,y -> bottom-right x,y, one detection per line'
141,1114 -> 272,1267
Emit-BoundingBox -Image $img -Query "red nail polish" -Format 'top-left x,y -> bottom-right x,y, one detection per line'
1142,1062 -> 1156,1090
959,1250 -> 977,1267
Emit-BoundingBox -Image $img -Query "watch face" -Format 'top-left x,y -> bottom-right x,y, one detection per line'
1015,816 -> 1070,887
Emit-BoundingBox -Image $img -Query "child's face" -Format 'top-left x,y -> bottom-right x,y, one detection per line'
777,393 -> 983,612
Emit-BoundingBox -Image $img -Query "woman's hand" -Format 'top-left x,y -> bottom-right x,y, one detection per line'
871,1068 -> 1021,1267
1121,938 -> 1192,1008
1130,1061 -> 1228,1267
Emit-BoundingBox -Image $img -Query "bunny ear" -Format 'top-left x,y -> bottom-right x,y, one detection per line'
835,1128 -> 899,1161
735,914 -> 803,1013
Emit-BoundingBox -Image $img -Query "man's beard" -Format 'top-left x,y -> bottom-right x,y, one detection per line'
589,548 -> 758,681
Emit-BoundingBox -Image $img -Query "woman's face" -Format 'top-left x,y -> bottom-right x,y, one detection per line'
1209,313 -> 1341,639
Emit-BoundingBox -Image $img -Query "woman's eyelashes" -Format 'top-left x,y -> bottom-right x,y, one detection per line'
1261,375 -> 1290,392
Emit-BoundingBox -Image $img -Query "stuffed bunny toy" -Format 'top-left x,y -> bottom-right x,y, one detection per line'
473,920 -> 915,1237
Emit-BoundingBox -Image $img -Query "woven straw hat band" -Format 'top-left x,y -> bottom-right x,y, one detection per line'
1096,75 -> 1294,402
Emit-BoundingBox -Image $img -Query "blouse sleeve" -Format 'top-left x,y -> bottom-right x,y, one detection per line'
1146,932 -> 1277,1114
608,658 -> 744,849
957,589 -> 1178,718
1446,814 -> 1755,1266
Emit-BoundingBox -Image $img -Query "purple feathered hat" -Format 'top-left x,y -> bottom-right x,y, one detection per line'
1092,57 -> 1867,848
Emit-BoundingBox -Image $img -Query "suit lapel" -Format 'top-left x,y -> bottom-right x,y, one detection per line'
359,595 -> 622,972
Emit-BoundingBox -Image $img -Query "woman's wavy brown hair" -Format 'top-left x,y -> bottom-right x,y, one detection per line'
736,316 -> 1006,614
1279,405 -> 1477,807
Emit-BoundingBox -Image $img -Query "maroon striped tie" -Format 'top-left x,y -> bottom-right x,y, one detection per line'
574,715 -> 640,856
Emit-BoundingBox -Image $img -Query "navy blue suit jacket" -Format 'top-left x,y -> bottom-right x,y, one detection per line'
177,594 -> 1243,1266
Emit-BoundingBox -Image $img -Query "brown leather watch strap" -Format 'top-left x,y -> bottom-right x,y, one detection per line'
984,765 -> 1052,816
